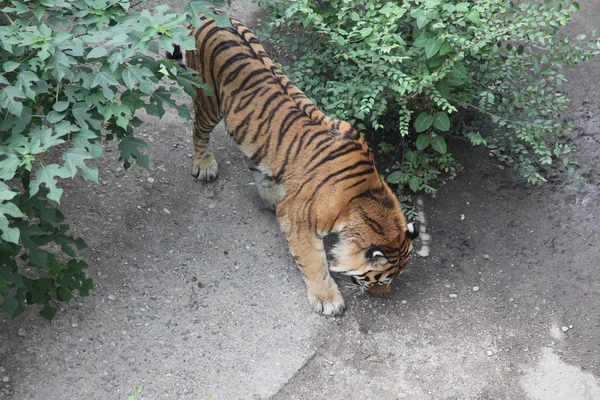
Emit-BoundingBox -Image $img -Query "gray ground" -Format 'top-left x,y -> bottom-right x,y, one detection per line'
1,1 -> 599,399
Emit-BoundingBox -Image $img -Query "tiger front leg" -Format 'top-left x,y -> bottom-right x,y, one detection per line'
277,213 -> 345,316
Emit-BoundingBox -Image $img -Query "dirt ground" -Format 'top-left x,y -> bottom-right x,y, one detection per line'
1,1 -> 599,399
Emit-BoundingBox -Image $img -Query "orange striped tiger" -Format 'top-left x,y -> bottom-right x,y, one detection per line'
168,14 -> 419,315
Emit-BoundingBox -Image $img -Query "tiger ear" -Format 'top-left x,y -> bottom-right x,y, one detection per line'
365,247 -> 388,265
406,221 -> 420,240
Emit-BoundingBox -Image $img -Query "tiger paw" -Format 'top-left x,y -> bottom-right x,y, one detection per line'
191,154 -> 219,182
306,281 -> 345,316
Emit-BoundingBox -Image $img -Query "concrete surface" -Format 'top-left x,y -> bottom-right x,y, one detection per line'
1,1 -> 599,399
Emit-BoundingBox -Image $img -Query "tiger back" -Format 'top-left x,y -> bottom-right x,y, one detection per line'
169,14 -> 420,315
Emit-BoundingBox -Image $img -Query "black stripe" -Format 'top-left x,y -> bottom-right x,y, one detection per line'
275,133 -> 301,179
293,129 -> 311,161
308,160 -> 373,199
252,98 -> 289,143
360,208 -> 385,236
332,167 -> 374,185
305,141 -> 360,173
344,178 -> 367,191
230,69 -> 272,96
231,111 -> 254,143
257,92 -> 284,119
194,18 -> 216,40
276,112 -> 305,150
217,52 -> 253,81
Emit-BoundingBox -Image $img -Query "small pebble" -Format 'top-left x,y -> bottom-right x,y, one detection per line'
2,377 -> 8,382
108,295 -> 117,301
569,325 -> 573,329
484,254 -> 490,260
449,294 -> 458,298
72,323 -> 78,328
163,208 -> 171,215
487,351 -> 493,356
561,326 -> 569,333
102,180 -> 108,186
147,177 -> 155,184
472,286 -> 480,292
401,300 -> 408,305
17,328 -> 26,337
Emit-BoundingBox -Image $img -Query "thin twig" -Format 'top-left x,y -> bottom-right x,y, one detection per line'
1,11 -> 14,25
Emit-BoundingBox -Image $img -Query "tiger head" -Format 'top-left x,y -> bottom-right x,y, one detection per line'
328,187 -> 419,295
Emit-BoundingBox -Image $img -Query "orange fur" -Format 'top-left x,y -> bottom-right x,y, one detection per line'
174,14 -> 419,315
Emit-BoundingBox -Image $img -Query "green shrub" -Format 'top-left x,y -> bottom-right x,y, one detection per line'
0,0 -> 227,319
257,0 -> 599,193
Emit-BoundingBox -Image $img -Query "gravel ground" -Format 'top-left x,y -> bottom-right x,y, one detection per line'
1,1 -> 599,399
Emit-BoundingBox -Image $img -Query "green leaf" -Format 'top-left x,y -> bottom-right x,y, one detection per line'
409,175 -> 420,192
435,80 -> 450,98
62,148 -> 99,182
0,202 -> 22,244
0,154 -> 19,180
3,61 -> 20,72
49,51 -> 73,81
40,302 -> 57,321
61,244 -> 75,257
413,32 -> 432,48
359,27 -> 373,37
29,164 -> 72,203
412,11 -> 430,29
433,112 -> 451,131
53,101 -> 70,112
72,102 -> 100,130
86,47 -> 107,59
386,171 -> 404,184
118,137 -> 149,168
122,65 -> 155,94
439,42 -> 452,56
152,86 -> 187,119
57,286 -> 72,303
90,68 -> 119,100
416,134 -> 431,150
0,202 -> 24,219
0,86 -> 25,117
0,295 -> 19,317
0,183 -> 18,201
46,111 -> 66,124
186,1 -> 231,28
173,68 -> 212,97
414,112 -> 434,132
466,10 -> 481,25
455,3 -> 470,12
431,135 -> 447,153
450,62 -> 467,80
425,39 -> 442,59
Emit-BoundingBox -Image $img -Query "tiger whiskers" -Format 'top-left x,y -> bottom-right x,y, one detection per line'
340,283 -> 365,297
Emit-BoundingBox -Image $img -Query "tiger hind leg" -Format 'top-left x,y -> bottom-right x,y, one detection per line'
191,92 -> 221,182
246,157 -> 283,211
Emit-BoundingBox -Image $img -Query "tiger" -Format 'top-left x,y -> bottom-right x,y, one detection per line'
167,13 -> 420,316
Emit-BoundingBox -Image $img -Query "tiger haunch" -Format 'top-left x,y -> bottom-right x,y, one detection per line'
172,14 -> 419,316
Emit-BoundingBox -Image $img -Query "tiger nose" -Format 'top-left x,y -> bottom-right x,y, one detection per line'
368,282 -> 390,296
